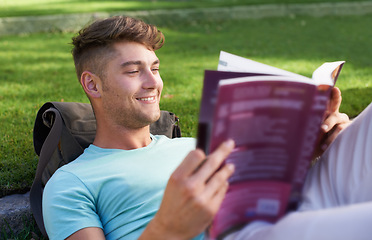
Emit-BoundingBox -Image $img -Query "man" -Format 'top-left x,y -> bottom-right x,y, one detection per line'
42,16 -> 351,240
43,16 -> 235,240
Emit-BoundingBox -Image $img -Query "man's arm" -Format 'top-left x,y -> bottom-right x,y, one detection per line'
313,87 -> 351,158
140,139 -> 235,240
66,227 -> 105,240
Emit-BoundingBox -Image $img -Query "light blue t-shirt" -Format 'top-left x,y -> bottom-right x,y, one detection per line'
43,135 -> 203,240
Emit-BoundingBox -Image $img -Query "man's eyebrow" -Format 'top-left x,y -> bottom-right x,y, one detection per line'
120,61 -> 142,68
120,59 -> 160,68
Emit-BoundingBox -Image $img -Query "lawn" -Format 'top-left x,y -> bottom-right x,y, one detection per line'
0,0 -> 363,18
1,12 -> 372,197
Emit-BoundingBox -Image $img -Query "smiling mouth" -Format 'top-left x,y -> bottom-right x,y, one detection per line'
136,96 -> 156,102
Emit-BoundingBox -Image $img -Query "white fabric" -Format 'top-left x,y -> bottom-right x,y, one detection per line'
226,102 -> 372,240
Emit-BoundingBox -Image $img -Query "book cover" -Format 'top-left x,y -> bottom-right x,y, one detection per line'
198,51 -> 344,239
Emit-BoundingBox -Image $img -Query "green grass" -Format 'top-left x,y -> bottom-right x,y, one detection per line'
0,0 -> 362,18
1,13 -> 372,197
1,216 -> 45,240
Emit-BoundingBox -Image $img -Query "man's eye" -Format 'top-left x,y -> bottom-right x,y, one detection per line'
152,68 -> 159,73
127,70 -> 139,74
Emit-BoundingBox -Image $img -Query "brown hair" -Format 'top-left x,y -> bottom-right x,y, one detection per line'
71,16 -> 165,81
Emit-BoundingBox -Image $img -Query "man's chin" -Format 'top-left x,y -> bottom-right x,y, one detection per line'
142,110 -> 161,126
153,111 -> 161,122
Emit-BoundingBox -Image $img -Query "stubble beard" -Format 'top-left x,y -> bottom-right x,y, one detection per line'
107,102 -> 161,130
101,80 -> 162,130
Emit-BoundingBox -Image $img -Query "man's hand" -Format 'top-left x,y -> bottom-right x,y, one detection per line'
314,87 -> 351,158
140,139 -> 235,240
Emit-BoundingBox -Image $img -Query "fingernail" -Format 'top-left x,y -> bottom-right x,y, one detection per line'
224,139 -> 235,148
321,124 -> 329,131
226,163 -> 235,172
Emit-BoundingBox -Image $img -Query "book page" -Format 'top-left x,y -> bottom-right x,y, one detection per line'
218,51 -> 309,81
312,61 -> 345,86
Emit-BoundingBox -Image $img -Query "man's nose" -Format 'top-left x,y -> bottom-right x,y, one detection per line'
142,69 -> 161,89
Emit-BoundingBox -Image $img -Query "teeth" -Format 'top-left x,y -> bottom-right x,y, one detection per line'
138,97 -> 155,101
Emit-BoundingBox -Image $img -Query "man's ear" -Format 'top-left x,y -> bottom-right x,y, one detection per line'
80,71 -> 101,98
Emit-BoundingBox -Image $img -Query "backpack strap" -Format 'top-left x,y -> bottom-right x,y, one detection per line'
30,107 -> 62,238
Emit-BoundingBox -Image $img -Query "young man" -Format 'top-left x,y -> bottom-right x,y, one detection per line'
43,16 -> 235,240
42,16 -> 351,240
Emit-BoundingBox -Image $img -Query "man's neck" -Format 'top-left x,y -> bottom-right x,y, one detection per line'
93,123 -> 152,150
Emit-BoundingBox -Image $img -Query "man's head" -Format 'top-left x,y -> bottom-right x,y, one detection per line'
71,16 -> 165,131
71,16 -> 164,82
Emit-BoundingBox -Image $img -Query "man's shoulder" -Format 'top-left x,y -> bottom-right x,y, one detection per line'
45,145 -> 114,192
48,144 -> 102,178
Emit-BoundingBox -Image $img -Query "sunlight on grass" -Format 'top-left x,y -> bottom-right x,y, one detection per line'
0,0 -> 361,17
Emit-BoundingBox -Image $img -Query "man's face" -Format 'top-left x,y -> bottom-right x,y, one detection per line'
100,41 -> 163,129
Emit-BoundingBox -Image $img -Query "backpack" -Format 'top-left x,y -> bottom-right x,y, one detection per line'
30,101 -> 181,238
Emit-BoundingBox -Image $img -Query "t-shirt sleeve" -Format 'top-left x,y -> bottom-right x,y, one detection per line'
42,169 -> 103,239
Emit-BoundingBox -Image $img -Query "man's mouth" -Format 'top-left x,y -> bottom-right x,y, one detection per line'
136,96 -> 156,102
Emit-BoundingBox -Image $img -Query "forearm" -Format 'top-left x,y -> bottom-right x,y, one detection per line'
138,216 -> 187,240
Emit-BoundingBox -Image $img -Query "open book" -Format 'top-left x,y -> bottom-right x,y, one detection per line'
197,51 -> 345,240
